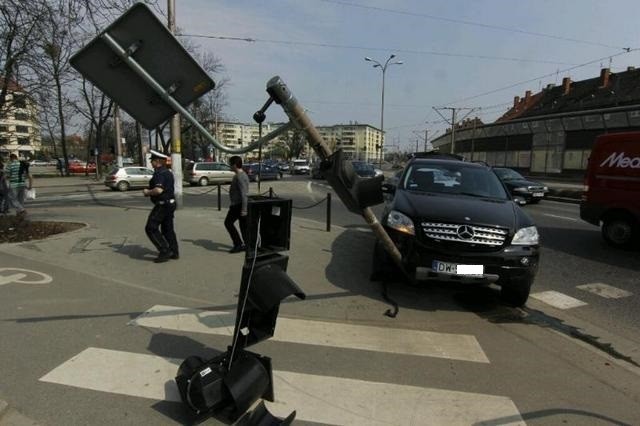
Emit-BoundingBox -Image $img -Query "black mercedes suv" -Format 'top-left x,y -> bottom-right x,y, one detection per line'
374,154 -> 540,306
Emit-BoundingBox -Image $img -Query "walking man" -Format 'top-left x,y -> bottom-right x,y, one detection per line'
143,150 -> 179,263
225,155 -> 249,253
5,154 -> 32,217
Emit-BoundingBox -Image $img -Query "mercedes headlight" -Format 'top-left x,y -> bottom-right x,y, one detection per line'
386,210 -> 415,235
512,226 -> 539,245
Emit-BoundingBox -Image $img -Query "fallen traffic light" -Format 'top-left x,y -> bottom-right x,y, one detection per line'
322,149 -> 384,214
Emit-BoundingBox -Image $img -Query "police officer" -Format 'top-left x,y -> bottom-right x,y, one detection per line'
143,150 -> 179,263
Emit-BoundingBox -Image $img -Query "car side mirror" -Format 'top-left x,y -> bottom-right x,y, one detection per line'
381,183 -> 396,194
513,196 -> 526,206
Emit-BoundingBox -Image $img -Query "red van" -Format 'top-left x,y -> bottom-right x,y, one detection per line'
580,132 -> 640,247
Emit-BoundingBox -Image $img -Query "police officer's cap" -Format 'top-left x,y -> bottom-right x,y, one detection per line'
150,150 -> 169,160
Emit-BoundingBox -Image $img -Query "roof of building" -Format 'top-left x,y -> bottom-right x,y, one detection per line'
497,66 -> 640,122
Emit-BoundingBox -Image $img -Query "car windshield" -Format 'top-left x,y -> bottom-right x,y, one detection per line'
402,163 -> 509,200
494,168 -> 525,180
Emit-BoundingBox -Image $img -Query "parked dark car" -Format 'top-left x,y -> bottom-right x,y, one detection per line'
374,155 -> 540,307
277,162 -> 290,173
493,167 -> 548,204
243,163 -> 282,182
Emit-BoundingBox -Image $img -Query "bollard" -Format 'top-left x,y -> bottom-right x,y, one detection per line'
217,184 -> 221,211
269,187 -> 273,198
326,193 -> 331,232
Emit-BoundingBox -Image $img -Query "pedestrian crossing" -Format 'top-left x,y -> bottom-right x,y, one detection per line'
129,305 -> 489,362
531,282 -> 633,310
39,304 -> 524,425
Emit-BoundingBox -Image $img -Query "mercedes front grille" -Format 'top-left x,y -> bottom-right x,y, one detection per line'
421,222 -> 508,246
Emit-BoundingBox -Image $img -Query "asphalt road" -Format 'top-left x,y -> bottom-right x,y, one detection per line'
2,175 -> 638,425
29,175 -> 640,350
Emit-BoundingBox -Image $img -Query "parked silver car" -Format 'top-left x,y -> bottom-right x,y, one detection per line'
186,162 -> 234,186
105,166 -> 155,191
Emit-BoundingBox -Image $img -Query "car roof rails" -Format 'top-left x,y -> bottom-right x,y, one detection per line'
410,151 -> 465,161
470,160 -> 490,167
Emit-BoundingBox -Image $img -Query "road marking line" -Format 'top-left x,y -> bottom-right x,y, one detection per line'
543,213 -> 579,222
530,291 -> 587,309
0,268 -> 53,286
130,305 -> 489,363
576,283 -> 633,299
40,347 -> 522,425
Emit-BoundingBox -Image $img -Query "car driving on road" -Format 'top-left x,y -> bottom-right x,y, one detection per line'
493,167 -> 548,204
374,154 -> 540,307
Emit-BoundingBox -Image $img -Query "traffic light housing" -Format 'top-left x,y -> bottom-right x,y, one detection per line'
233,253 -> 305,349
322,149 -> 384,214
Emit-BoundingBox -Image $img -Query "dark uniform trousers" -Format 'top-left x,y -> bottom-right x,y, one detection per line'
145,202 -> 178,256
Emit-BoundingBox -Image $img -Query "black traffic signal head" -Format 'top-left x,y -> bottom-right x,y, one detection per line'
233,254 -> 305,349
322,149 -> 384,214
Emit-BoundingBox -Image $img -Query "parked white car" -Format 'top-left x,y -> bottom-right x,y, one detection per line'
290,159 -> 310,175
104,166 -> 154,191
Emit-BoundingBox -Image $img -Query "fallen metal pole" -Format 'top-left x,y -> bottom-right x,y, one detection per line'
266,76 -> 405,273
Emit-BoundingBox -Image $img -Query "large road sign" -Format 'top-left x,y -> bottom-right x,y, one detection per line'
70,3 -> 215,129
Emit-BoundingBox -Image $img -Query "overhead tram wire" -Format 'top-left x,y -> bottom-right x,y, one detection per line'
438,48 -> 640,107
316,0 -> 629,51
180,33 -> 575,66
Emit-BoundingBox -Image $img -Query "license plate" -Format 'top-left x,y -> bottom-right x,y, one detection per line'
533,192 -> 544,197
432,260 -> 484,276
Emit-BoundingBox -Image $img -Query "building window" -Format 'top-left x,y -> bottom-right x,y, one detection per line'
0,138 -> 8,145
14,112 -> 28,120
16,126 -> 29,134
17,137 -> 30,145
0,125 -> 7,132
12,95 -> 26,108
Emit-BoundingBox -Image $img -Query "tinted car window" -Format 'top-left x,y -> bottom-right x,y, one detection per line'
403,163 -> 509,200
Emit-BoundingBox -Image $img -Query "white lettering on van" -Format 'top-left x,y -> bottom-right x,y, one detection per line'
600,152 -> 640,168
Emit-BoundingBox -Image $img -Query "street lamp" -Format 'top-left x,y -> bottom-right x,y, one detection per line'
365,54 -> 403,168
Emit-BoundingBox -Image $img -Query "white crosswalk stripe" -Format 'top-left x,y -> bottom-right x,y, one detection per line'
530,290 -> 588,309
39,304 -> 525,425
129,305 -> 489,362
576,283 -> 633,299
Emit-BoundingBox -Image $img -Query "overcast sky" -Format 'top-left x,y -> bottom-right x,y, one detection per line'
159,0 -> 640,152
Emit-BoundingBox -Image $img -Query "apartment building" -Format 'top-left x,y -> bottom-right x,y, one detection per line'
215,121 -> 382,162
0,80 -> 42,159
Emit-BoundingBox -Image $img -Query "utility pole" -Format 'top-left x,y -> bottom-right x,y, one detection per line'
114,105 -> 123,167
433,107 -> 476,154
424,129 -> 428,152
168,0 -> 183,206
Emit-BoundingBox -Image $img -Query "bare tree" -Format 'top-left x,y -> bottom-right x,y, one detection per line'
0,0 -> 48,115
282,129 -> 307,160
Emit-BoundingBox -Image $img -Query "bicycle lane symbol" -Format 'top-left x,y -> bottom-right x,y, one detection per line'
0,268 -> 53,287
